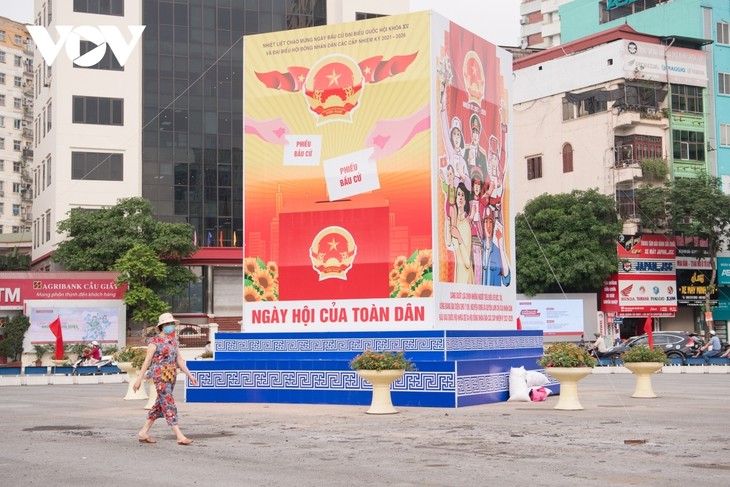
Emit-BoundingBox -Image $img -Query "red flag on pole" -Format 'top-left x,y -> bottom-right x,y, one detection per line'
644,316 -> 653,348
48,316 -> 64,359
516,316 -> 522,330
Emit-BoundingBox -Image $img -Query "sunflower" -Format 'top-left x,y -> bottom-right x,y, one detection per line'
263,289 -> 278,301
244,257 -> 259,277
243,286 -> 262,302
415,249 -> 433,270
397,287 -> 412,298
399,261 -> 423,289
412,280 -> 434,298
267,261 -> 279,276
389,268 -> 400,281
252,267 -> 275,293
393,255 -> 407,269
389,280 -> 399,295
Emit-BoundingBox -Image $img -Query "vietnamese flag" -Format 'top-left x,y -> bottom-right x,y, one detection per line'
516,316 -> 522,330
644,316 -> 653,348
48,316 -> 64,359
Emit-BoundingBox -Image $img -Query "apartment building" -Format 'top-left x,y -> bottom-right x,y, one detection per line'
0,16 -> 33,238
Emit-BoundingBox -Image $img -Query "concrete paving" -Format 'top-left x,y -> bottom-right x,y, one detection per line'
1,373 -> 728,486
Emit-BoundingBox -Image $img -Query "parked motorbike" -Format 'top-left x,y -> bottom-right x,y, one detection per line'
71,355 -> 116,375
585,344 -> 626,365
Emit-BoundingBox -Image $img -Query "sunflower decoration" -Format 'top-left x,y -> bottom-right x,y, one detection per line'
244,257 -> 279,301
389,249 -> 433,298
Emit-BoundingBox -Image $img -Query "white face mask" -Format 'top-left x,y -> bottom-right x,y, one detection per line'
163,324 -> 175,334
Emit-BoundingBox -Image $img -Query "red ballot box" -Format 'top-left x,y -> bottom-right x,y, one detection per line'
278,201 -> 390,300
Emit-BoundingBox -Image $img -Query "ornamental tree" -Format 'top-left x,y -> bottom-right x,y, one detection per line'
516,189 -> 622,296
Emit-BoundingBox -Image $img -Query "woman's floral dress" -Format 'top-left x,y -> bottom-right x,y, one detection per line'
146,335 -> 180,426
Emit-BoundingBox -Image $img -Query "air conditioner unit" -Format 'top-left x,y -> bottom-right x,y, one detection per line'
520,37 -> 529,49
645,107 -> 658,116
21,120 -> 28,127
520,16 -> 529,25
681,216 -> 694,225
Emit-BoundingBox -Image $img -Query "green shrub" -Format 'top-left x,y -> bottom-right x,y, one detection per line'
349,350 -> 416,371
621,345 -> 667,363
537,342 -> 596,368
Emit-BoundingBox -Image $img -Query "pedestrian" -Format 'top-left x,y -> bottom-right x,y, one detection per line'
133,312 -> 198,445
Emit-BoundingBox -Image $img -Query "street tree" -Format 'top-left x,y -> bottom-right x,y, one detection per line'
0,247 -> 30,271
637,173 -> 730,328
516,189 -> 622,296
53,197 -> 197,326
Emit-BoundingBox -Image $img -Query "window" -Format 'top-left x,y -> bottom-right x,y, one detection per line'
0,73 -> 4,84
0,51 -> 5,63
73,0 -> 124,16
13,76 -> 20,88
0,116 -> 4,127
562,94 -> 608,120
13,119 -> 20,129
45,210 -> 51,242
719,73 -> 730,96
0,31 -> 5,42
721,124 -> 730,147
72,96 -> 124,125
13,161 -> 20,172
72,152 -> 124,181
12,204 -> 19,216
0,137 -> 4,149
13,97 -> 21,109
0,94 -> 5,106
0,203 -> 3,214
13,140 -> 20,151
76,41 -> 123,71
46,155 -> 52,187
527,156 -> 543,180
673,130 -> 705,161
13,182 -> 21,193
14,55 -> 21,67
719,22 -> 730,45
12,226 -> 19,234
13,34 -> 21,46
0,160 -> 3,170
46,102 -> 52,132
562,143 -> 574,173
671,84 -> 704,112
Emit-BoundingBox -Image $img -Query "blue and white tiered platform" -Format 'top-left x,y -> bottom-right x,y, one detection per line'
186,329 -> 544,408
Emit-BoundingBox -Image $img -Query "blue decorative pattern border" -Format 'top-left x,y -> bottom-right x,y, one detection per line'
457,372 -> 509,396
217,337 -> 445,353
191,370 -> 455,392
446,335 -> 542,351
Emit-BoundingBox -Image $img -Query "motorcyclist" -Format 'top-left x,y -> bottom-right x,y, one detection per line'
82,341 -> 102,364
589,332 -> 618,364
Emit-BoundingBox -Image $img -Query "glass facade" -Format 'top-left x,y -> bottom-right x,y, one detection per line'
141,0 -> 326,247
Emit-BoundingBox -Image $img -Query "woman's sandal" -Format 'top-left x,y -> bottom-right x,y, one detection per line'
138,436 -> 157,444
177,438 -> 193,445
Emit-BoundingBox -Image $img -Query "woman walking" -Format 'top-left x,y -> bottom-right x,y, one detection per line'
133,312 -> 198,445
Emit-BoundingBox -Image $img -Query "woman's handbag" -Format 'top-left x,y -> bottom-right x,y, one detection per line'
160,364 -> 177,382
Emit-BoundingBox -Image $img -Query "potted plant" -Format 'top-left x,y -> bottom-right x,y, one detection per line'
349,350 -> 416,414
538,342 -> 596,410
48,343 -> 70,366
32,344 -> 51,366
113,346 -> 149,401
621,345 -> 667,398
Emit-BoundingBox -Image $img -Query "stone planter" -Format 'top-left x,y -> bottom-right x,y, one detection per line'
356,369 -> 405,414
545,367 -> 593,410
624,362 -> 664,398
117,362 -> 148,400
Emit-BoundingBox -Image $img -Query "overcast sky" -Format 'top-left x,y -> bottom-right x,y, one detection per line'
0,1 -> 520,46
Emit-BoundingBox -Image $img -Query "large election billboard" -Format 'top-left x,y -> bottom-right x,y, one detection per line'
242,11 -> 513,332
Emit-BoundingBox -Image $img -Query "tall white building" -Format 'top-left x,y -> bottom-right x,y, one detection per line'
0,16 -> 34,237
31,0 -> 143,269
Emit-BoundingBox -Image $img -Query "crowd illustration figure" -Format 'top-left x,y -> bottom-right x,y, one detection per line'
438,52 -> 510,286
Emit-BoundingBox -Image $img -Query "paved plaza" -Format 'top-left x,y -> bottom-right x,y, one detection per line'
1,372 -> 728,486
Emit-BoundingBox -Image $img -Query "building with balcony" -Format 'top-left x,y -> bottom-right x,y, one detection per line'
0,16 -> 33,243
513,24 -> 709,330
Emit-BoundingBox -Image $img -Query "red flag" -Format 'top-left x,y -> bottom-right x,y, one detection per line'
644,316 -> 653,348
219,230 -> 224,247
48,316 -> 64,360
516,316 -> 522,330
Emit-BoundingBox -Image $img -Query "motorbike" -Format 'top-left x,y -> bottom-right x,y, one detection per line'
71,355 -> 116,375
585,343 -> 626,365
